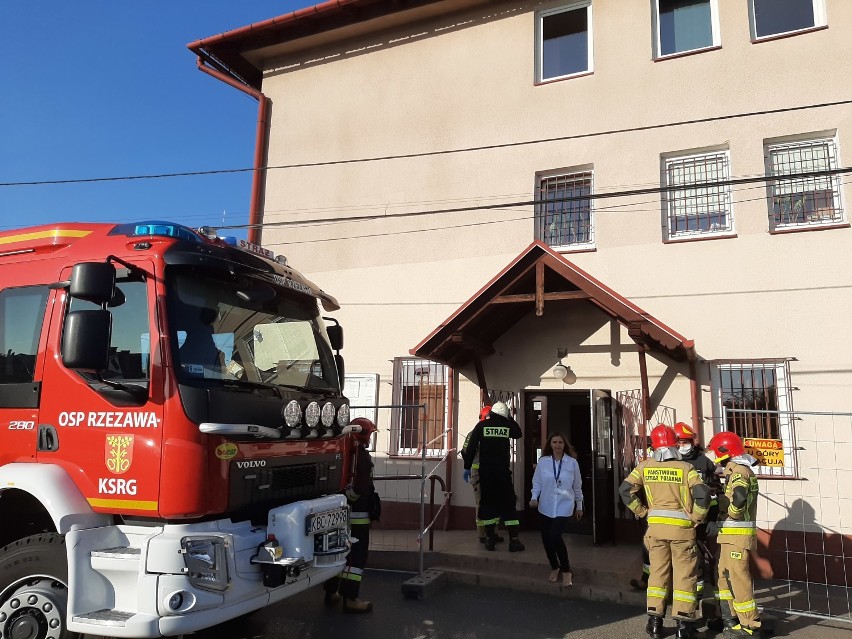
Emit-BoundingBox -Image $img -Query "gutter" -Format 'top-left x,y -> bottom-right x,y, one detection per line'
193,57 -> 269,245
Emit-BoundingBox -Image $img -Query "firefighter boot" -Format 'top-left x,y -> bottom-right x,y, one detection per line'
724,624 -> 765,638
507,528 -> 525,552
484,524 -> 497,551
707,616 -> 736,632
675,620 -> 702,639
645,615 -> 664,639
342,598 -> 373,614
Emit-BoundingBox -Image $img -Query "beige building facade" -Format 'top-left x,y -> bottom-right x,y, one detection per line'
191,0 -> 852,583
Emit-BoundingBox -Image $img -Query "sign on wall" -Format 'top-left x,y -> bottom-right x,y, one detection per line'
743,438 -> 784,466
343,374 -> 379,425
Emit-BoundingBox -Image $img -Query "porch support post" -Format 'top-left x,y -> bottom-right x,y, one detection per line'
535,261 -> 544,316
688,355 -> 702,443
637,345 -> 651,437
473,354 -> 488,404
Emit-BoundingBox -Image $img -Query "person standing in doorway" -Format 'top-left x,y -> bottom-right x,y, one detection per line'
462,405 -> 505,545
462,401 -> 524,551
529,431 -> 583,587
324,417 -> 377,613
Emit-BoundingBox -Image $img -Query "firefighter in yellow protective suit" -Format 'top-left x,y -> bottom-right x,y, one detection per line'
706,431 -> 764,638
620,424 -> 711,639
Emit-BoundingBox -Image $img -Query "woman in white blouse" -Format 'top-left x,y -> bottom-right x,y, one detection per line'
529,431 -> 584,587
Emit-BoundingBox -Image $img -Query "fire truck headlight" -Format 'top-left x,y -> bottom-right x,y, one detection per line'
321,402 -> 336,427
336,404 -> 350,428
283,400 -> 302,428
305,402 -> 321,427
179,536 -> 230,592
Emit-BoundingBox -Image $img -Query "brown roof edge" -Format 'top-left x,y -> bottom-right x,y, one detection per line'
187,0 -> 359,52
411,241 -> 696,363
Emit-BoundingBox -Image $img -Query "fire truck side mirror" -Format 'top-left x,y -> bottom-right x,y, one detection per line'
62,310 -> 112,373
327,325 -> 343,351
69,262 -> 116,305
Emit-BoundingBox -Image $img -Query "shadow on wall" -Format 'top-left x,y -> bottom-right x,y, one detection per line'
754,498 -> 850,587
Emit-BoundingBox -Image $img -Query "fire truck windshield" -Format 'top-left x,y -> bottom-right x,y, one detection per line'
168,271 -> 339,392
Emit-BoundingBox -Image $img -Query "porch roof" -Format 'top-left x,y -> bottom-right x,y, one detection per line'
410,241 -> 696,367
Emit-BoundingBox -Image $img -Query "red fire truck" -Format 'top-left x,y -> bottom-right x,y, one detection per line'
0,221 -> 357,637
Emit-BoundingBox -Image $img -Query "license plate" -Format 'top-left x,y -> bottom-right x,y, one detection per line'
306,507 -> 348,535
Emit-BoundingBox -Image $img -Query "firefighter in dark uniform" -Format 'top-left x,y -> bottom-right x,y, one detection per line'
324,417 -> 377,613
620,424 -> 711,639
462,401 -> 524,552
706,431 -> 764,637
461,405 -> 505,545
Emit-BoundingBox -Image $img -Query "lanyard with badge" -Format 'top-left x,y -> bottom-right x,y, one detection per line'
553,456 -> 563,488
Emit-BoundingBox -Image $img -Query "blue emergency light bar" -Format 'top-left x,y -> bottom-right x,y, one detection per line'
110,221 -> 202,242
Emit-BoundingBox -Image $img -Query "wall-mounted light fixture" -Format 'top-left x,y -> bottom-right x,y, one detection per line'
553,348 -> 577,385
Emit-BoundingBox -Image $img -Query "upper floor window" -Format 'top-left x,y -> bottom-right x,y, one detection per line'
653,0 -> 719,58
391,357 -> 448,457
663,150 -> 733,240
750,0 -> 826,40
711,359 -> 797,478
536,1 -> 593,82
535,169 -> 595,249
765,136 -> 844,230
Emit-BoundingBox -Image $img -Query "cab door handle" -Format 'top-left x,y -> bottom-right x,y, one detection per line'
37,424 -> 59,452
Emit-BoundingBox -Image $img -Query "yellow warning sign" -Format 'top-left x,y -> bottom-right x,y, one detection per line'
743,438 -> 784,467
643,467 -> 683,483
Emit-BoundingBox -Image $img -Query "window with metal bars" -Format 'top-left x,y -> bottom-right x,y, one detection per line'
391,357 -> 448,457
663,151 -> 733,239
750,0 -> 825,40
535,170 -> 594,249
711,359 -> 797,477
765,137 -> 844,230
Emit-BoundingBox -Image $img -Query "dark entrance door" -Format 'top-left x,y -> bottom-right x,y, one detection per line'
523,390 -> 615,543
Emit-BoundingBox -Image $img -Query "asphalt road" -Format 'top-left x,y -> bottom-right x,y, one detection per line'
193,569 -> 852,639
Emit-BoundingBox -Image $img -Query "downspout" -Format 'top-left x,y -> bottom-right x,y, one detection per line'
195,58 -> 268,245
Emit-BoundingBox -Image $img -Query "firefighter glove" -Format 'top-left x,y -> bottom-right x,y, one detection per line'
463,469 -> 471,483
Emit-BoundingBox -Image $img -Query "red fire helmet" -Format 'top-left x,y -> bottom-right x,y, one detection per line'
348,417 -> 376,444
650,424 -> 677,450
707,431 -> 744,462
673,421 -> 696,441
479,405 -> 492,421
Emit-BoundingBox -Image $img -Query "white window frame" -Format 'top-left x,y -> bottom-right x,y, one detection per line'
749,0 -> 826,41
536,1 -> 594,83
710,360 -> 797,478
662,148 -> 734,241
652,0 -> 720,59
535,167 -> 596,251
765,135 -> 844,231
391,358 -> 448,458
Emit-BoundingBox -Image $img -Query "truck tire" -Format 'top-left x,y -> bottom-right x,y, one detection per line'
0,533 -> 75,639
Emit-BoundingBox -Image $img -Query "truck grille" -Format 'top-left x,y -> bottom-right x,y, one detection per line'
229,453 -> 343,523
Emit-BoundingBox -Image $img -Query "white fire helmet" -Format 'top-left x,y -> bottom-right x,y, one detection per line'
491,401 -> 510,419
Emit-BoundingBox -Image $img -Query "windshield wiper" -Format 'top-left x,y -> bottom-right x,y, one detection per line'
219,378 -> 282,398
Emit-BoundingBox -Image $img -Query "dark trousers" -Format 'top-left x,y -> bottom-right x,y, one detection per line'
324,521 -> 370,600
478,466 -> 519,527
539,512 -> 572,571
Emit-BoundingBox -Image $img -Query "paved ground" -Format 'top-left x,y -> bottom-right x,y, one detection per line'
194,568 -> 852,639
